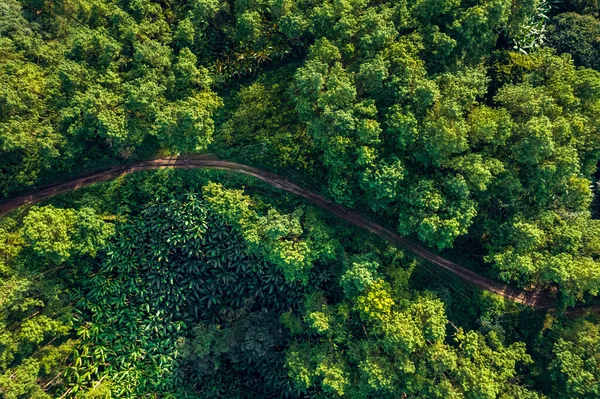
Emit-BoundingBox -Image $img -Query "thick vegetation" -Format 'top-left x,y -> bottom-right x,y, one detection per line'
2,0 -> 600,398
0,171 -> 597,398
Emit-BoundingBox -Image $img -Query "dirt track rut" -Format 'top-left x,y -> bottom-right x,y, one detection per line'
1,156 -> 592,312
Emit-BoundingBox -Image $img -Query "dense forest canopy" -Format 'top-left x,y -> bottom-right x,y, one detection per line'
1,0 -> 600,398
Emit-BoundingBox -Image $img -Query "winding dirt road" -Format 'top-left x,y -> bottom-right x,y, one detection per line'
0,156 -> 583,311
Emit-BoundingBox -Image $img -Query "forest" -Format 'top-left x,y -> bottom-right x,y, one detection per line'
1,0 -> 600,397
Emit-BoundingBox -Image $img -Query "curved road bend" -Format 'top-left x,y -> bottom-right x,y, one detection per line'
0,156 -> 573,310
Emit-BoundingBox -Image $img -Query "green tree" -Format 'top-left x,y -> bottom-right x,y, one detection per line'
21,206 -> 78,264
154,92 -> 221,152
21,206 -> 113,264
285,280 -> 540,398
548,12 -> 600,70
550,320 -> 600,398
0,217 -> 76,399
203,182 -> 339,283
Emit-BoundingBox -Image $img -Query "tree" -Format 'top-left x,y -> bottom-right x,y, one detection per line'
285,278 -> 540,398
478,52 -> 600,300
214,69 -> 315,171
154,92 -> 221,152
21,206 -> 113,264
21,206 -> 78,264
65,191 -> 311,397
0,0 -> 61,197
203,182 -> 339,283
0,217 -> 76,399
550,320 -> 600,398
548,12 -> 600,70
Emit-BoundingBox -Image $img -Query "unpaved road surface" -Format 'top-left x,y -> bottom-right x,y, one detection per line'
0,156 -> 591,312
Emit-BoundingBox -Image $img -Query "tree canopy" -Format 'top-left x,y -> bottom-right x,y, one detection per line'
2,0 -> 600,398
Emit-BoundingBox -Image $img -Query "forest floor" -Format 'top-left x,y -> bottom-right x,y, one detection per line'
1,155 -> 596,314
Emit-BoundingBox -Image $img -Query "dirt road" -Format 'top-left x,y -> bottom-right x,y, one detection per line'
0,156 -> 582,311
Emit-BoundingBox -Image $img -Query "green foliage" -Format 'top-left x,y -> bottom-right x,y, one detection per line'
2,0 -> 599,301
203,182 -> 339,283
285,277 -> 540,398
184,311 -> 291,396
66,191 -> 314,397
154,92 -> 222,152
214,68 -> 316,172
0,359 -> 50,399
0,0 -> 232,197
0,217 -> 77,399
508,0 -> 552,53
3,0 -> 600,397
22,205 -> 113,263
188,323 -> 235,370
548,12 -> 600,70
554,0 -> 600,17
477,51 -> 600,300
340,257 -> 380,298
22,206 -> 76,263
550,320 -> 600,398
